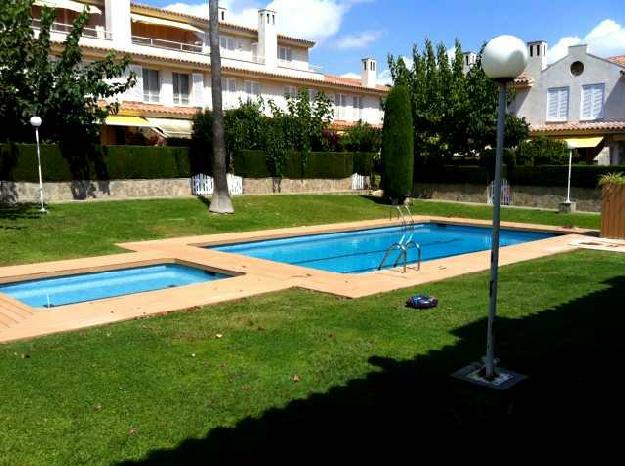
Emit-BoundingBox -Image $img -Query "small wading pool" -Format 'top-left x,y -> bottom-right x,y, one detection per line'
0,264 -> 229,309
212,223 -> 555,273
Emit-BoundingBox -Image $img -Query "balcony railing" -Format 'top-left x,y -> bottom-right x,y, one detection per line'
32,18 -> 111,40
132,35 -> 204,54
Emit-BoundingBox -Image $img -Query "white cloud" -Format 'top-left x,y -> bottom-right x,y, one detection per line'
548,19 -> 625,63
377,69 -> 392,85
164,0 -> 373,42
340,72 -> 361,79
335,30 -> 383,50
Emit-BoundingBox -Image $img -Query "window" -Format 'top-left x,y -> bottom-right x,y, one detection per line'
581,83 -> 605,120
220,36 -> 237,51
570,61 -> 584,76
244,80 -> 261,98
352,96 -> 363,121
284,85 -> 297,99
278,46 -> 293,62
173,73 -> 190,105
334,93 -> 348,119
143,68 -> 160,103
546,87 -> 569,121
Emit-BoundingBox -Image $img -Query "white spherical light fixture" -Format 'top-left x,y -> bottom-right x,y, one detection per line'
481,35 -> 528,80
30,116 -> 42,128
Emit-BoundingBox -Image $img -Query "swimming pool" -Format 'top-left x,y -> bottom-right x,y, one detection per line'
212,223 -> 555,273
0,264 -> 228,309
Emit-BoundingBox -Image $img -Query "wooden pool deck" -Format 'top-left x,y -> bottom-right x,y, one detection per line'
0,216 -> 594,343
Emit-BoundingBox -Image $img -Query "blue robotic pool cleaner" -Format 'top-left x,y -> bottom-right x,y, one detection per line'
406,295 -> 438,310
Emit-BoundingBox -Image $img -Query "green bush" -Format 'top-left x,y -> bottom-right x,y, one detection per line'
235,150 -> 362,179
341,121 -> 382,153
413,165 -> 491,185
102,146 -> 191,179
1,144 -> 73,182
381,85 -> 414,200
353,152 -> 374,176
517,136 -> 569,166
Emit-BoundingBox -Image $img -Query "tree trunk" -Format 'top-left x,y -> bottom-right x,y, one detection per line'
207,0 -> 234,214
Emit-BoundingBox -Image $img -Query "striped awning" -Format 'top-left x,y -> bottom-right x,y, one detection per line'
146,118 -> 193,139
130,13 -> 204,34
34,0 -> 102,15
104,116 -> 153,128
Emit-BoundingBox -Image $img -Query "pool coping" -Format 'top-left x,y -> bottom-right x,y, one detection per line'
0,216 -> 594,343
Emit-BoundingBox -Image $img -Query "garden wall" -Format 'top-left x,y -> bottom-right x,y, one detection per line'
413,182 -> 601,212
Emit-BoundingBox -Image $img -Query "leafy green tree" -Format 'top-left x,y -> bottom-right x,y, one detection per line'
381,85 -> 414,201
517,136 -> 569,166
341,121 -> 381,153
388,39 -> 529,166
0,1 -> 134,144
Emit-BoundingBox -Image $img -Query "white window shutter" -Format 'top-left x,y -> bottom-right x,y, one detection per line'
592,85 -> 604,118
558,88 -> 568,120
547,89 -> 558,120
192,73 -> 204,107
128,65 -> 143,101
582,87 -> 590,119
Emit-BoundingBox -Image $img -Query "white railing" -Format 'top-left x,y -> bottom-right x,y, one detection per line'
132,35 -> 204,54
351,173 -> 369,190
191,173 -> 243,196
487,178 -> 513,206
32,18 -> 111,40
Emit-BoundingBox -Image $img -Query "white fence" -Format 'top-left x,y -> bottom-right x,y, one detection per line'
191,174 -> 243,196
487,178 -> 513,206
351,173 -> 368,190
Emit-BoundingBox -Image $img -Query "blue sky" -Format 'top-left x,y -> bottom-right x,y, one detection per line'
145,0 -> 625,82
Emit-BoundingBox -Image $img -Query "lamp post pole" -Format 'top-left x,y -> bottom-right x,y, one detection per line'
452,35 -> 529,389
483,81 -> 508,379
566,149 -> 573,204
30,116 -> 46,213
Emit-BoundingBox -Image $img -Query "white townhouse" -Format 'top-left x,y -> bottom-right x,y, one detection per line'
31,0 -> 389,145
507,41 -> 625,165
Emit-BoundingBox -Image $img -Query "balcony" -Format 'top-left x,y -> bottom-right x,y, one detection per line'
131,35 -> 204,54
32,18 -> 111,40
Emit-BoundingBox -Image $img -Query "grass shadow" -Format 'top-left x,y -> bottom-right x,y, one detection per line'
121,276 -> 625,464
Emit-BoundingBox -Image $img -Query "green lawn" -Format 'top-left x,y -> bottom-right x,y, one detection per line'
1,250 -> 623,464
0,195 -> 599,266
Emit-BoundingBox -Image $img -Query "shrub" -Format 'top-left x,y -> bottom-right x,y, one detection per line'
381,85 -> 414,200
517,136 -> 569,166
599,172 -> 625,186
341,121 -> 382,153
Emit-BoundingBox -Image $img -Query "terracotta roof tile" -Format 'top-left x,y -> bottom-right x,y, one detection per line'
324,74 -> 390,92
608,55 -> 625,68
531,120 -> 625,135
118,101 -> 201,119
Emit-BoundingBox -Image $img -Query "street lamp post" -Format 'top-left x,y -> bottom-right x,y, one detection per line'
30,116 -> 47,214
453,36 -> 528,388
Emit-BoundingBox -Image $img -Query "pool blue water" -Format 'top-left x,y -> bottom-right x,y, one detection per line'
0,264 -> 228,309
212,223 -> 554,274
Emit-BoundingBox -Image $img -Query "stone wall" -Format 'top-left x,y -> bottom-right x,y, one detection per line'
242,177 -> 356,195
413,182 -> 602,212
1,176 -> 366,203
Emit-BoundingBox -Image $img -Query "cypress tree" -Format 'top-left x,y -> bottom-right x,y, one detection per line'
381,85 -> 414,202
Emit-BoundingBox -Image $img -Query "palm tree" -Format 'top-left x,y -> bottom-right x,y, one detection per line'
207,0 -> 234,213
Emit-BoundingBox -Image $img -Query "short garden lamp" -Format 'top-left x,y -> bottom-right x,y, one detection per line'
453,36 -> 529,389
30,116 -> 47,213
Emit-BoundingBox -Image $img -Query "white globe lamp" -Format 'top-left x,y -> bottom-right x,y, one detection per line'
481,35 -> 529,81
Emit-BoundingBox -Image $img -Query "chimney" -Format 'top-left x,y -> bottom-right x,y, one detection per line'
258,9 -> 278,69
525,40 -> 548,79
462,52 -> 477,73
105,0 -> 131,46
361,58 -> 377,88
218,6 -> 227,22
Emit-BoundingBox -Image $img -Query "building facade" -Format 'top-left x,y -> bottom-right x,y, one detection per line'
510,41 -> 625,165
32,0 -> 388,144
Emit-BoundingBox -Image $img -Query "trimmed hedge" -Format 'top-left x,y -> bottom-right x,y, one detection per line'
413,163 -> 625,189
1,144 -> 374,182
234,151 -> 373,179
0,144 -> 193,182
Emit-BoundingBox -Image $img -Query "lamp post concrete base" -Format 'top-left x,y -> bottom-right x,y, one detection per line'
559,201 -> 577,214
451,362 -> 527,391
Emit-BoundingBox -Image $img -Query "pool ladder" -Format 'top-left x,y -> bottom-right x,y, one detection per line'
379,205 -> 422,272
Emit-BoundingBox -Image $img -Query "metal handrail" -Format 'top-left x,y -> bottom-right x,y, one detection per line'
131,35 -> 204,54
32,18 -> 111,40
378,240 -> 422,273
